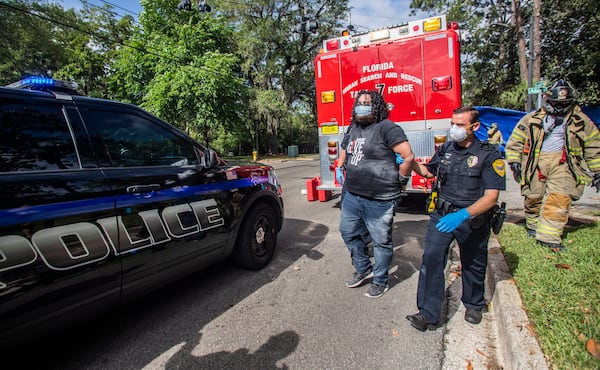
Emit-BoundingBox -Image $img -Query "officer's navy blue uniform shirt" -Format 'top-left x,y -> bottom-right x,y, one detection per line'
426,139 -> 506,208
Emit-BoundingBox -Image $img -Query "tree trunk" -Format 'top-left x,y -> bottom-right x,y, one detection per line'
511,0 -> 528,82
532,0 -> 541,81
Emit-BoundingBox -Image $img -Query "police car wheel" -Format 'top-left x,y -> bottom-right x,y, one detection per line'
232,203 -> 277,270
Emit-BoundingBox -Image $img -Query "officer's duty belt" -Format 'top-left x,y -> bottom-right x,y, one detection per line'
435,197 -> 462,216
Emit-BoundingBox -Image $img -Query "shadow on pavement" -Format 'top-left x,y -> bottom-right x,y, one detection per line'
165,330 -> 300,369
5,219 -> 327,369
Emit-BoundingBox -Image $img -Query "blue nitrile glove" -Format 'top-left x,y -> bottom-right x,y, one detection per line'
335,167 -> 345,185
436,208 -> 470,233
395,153 -> 404,165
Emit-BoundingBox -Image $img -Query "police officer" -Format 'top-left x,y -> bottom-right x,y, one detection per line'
406,106 -> 506,331
506,79 -> 600,251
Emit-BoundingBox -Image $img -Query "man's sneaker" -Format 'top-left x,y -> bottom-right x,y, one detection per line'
465,308 -> 483,324
527,228 -> 536,238
345,267 -> 372,288
405,313 -> 437,331
365,283 -> 389,298
539,240 -> 567,252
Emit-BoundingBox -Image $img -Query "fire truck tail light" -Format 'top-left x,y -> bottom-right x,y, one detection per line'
432,76 -> 452,91
434,135 -> 447,150
327,141 -> 338,160
321,91 -> 336,103
369,29 -> 390,42
326,39 -> 340,51
424,17 -> 442,32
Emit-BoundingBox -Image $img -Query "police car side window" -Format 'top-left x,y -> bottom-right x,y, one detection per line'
0,101 -> 79,172
80,109 -> 198,167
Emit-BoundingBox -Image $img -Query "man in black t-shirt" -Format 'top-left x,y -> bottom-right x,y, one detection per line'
339,90 -> 414,298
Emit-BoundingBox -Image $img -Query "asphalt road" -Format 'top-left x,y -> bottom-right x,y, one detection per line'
8,156 -> 598,369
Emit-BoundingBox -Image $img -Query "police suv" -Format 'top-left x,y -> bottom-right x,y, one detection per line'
0,77 -> 284,346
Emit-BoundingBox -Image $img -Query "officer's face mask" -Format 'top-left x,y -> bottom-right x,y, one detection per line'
449,123 -> 473,142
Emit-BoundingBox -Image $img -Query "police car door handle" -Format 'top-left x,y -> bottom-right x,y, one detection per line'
127,184 -> 161,193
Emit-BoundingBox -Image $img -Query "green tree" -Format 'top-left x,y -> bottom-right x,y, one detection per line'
54,1 -> 134,97
541,1 -> 600,105
410,0 -> 599,109
0,0 -> 75,84
109,0 -> 245,149
219,0 -> 350,155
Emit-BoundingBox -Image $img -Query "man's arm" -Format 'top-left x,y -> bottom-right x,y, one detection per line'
392,141 -> 414,177
465,189 -> 500,217
410,160 -> 434,179
505,117 -> 528,165
337,148 -> 347,168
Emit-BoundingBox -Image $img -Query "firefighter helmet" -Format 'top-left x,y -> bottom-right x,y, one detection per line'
543,79 -> 577,115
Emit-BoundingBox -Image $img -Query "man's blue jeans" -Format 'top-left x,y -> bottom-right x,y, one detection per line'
339,191 -> 395,286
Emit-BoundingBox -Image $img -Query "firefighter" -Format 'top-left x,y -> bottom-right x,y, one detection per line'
406,106 -> 505,330
505,79 -> 600,251
487,123 -> 503,146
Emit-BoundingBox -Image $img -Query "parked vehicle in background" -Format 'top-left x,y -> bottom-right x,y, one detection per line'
0,77 -> 284,347
312,15 -> 462,197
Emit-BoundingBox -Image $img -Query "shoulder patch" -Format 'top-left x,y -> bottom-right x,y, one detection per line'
492,159 -> 505,177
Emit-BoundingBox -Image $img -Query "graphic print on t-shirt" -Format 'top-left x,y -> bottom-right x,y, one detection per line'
348,138 -> 365,166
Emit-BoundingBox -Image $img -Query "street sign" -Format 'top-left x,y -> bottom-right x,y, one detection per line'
535,81 -> 545,88
528,87 -> 541,94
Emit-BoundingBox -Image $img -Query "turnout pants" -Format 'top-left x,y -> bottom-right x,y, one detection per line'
521,151 -> 584,244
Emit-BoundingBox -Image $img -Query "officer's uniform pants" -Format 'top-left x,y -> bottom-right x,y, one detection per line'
417,210 -> 490,324
521,151 -> 584,244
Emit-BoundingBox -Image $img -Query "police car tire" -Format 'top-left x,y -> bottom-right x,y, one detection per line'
232,203 -> 277,270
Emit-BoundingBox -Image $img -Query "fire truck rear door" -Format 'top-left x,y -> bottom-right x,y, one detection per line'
377,38 -> 426,130
423,31 -> 461,128
338,47 -> 380,127
315,54 -> 343,132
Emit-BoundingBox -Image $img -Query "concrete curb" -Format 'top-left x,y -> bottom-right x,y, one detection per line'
486,238 -> 549,370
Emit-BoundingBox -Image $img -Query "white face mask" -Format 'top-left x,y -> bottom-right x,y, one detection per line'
449,124 -> 468,142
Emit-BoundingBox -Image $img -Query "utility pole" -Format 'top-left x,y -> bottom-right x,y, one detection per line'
526,15 -> 534,112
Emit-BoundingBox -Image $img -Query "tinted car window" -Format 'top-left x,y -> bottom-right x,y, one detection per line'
0,102 -> 78,172
80,109 -> 198,167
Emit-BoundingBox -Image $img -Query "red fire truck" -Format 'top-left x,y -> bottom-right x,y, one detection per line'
309,15 -> 461,201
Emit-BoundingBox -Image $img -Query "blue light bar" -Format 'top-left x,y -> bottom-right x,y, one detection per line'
6,76 -> 80,95
21,76 -> 56,86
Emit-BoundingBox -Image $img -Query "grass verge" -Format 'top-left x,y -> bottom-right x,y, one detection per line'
497,220 -> 600,369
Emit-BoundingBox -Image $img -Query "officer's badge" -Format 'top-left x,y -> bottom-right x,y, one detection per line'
492,159 -> 506,177
467,155 -> 479,167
